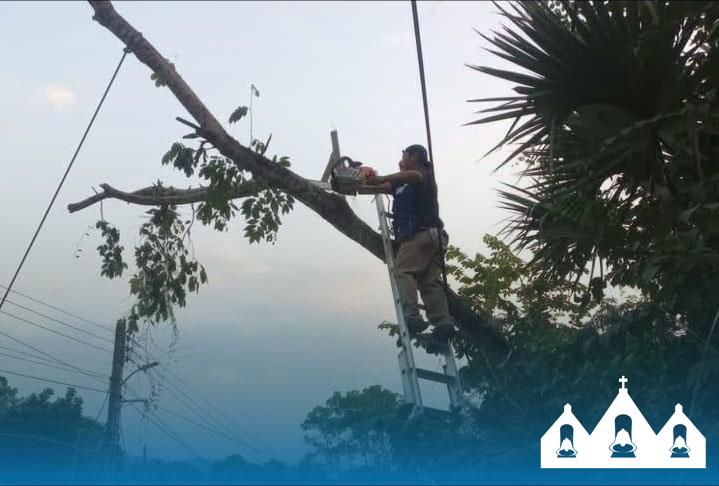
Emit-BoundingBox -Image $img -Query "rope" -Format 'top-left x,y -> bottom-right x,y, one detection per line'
410,1 -> 450,291
411,0 -> 434,165
0,49 -> 129,312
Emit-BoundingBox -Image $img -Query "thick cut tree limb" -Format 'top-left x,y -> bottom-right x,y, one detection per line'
68,181 -> 390,213
67,182 -> 259,213
84,0 -> 507,355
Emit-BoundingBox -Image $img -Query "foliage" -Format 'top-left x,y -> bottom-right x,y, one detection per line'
125,205 -> 207,332
300,386 -> 400,474
470,0 -> 719,331
95,86 -> 294,333
96,220 -> 127,279
446,235 -> 596,325
229,106 -> 248,124
319,234 -> 719,479
445,236 -> 717,455
297,3 -> 719,477
0,376 -> 105,482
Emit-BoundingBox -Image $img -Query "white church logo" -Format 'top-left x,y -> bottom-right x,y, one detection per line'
540,376 -> 706,469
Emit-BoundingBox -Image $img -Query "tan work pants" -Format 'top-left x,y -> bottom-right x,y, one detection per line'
393,229 -> 453,328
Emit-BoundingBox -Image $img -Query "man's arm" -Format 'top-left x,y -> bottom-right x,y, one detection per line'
365,170 -> 423,187
358,182 -> 392,194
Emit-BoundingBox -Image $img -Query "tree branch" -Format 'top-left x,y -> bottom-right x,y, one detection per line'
67,182 -> 258,213
83,0 -> 507,355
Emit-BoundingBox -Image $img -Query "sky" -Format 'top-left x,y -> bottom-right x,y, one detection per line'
0,0 -> 521,463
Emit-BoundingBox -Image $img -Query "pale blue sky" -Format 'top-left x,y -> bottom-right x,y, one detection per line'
0,1 -> 518,462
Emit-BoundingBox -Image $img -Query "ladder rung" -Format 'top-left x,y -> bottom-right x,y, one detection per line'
416,368 -> 457,385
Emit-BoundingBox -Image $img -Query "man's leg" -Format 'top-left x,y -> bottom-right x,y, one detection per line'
394,231 -> 435,330
417,251 -> 454,331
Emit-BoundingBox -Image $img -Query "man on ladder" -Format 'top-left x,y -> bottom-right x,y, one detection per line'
365,144 -> 455,347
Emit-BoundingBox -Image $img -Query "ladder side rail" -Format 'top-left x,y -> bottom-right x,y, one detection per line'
442,343 -> 463,409
375,196 -> 423,411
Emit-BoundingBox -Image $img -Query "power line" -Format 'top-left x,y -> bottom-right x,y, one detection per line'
124,350 -> 267,461
0,284 -> 114,334
149,357 -> 274,458
126,347 -> 271,461
125,400 -> 207,465
0,431 -> 104,453
1,310 -> 112,354
0,350 -> 106,381
0,48 -> 129,313
127,340 -> 273,459
126,350 -> 267,460
155,404 -> 245,444
0,343 -> 75,366
0,329 -> 109,386
0,285 -> 269,459
137,397 -> 266,462
3,299 -> 115,345
147,365 -> 268,462
0,368 -> 107,394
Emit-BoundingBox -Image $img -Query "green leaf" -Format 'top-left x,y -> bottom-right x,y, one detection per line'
229,106 -> 248,124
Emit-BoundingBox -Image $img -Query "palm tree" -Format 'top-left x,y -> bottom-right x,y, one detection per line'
471,1 -> 719,330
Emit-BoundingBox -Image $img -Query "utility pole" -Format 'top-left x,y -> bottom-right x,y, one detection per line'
106,318 -> 127,459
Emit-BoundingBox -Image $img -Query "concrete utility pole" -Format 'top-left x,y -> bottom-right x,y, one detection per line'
106,318 -> 127,458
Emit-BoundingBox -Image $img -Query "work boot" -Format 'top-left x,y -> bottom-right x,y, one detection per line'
423,324 -> 455,354
395,315 -> 429,347
406,315 -> 430,335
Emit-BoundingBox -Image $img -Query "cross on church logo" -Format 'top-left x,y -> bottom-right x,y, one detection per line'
540,376 -> 706,469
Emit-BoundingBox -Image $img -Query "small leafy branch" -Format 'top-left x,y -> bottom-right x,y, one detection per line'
95,85 -> 294,333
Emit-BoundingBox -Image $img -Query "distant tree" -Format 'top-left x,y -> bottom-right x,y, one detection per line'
300,385 -> 401,475
0,375 -> 105,482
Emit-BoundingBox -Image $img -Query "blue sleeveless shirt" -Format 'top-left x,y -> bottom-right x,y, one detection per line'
391,167 -> 443,242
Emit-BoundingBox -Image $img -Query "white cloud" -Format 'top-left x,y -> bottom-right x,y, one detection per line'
44,84 -> 77,109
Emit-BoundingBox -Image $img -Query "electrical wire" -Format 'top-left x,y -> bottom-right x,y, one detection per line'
0,343 -> 93,368
0,48 -> 129,313
0,350 -> 106,380
126,400 -> 207,465
0,285 -> 269,460
0,284 -> 114,334
127,345 -> 273,459
153,359 -> 274,457
0,431 -> 103,453
148,366 -> 268,462
1,310 -> 112,354
3,298 -> 115,344
148,401 -> 267,463
0,368 -> 107,393
0,328 -> 109,384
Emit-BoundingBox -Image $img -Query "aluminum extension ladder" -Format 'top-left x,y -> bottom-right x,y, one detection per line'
375,196 -> 463,418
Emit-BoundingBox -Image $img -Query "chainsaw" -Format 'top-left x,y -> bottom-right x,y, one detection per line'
330,156 -> 376,195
